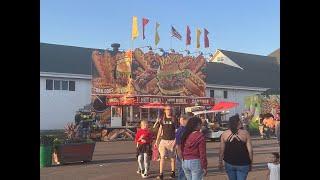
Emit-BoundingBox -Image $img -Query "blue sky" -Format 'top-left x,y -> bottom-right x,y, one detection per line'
40,0 -> 279,55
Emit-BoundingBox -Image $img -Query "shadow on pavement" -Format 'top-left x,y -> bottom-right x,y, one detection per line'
51,157 -> 137,167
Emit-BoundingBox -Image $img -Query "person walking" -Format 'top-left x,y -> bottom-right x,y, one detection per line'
155,106 -> 177,179
181,117 -> 208,180
219,114 -> 253,180
175,114 -> 189,180
135,120 -> 153,178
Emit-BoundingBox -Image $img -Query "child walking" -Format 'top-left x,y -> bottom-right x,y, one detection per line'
267,152 -> 280,180
135,120 -> 153,178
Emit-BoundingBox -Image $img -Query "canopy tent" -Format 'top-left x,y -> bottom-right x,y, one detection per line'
193,101 -> 239,115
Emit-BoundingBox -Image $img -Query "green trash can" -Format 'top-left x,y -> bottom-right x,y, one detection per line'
40,145 -> 52,167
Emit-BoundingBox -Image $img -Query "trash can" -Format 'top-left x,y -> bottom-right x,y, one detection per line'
40,145 -> 52,167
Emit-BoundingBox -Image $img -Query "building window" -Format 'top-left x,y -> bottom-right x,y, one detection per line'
224,90 -> 228,99
210,90 -> 214,98
62,81 -> 68,90
46,79 -> 53,90
54,80 -> 61,90
46,79 -> 75,91
217,57 -> 224,62
69,81 -> 75,91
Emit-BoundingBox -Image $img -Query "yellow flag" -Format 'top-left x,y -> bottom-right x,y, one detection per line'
131,16 -> 139,40
196,28 -> 201,48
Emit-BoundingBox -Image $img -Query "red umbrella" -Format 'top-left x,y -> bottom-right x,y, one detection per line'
140,102 -> 166,109
189,101 -> 239,115
211,101 -> 239,111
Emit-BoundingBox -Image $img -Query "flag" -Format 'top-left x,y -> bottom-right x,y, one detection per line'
155,22 -> 160,46
171,26 -> 182,40
204,28 -> 209,48
186,26 -> 191,45
131,16 -> 139,40
196,28 -> 201,48
142,18 -> 149,40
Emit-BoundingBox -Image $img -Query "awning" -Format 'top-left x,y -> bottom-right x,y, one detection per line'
140,102 -> 166,109
193,101 -> 239,115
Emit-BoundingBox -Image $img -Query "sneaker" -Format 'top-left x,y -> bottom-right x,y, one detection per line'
136,170 -> 142,174
169,171 -> 175,179
142,173 -> 149,179
156,174 -> 163,179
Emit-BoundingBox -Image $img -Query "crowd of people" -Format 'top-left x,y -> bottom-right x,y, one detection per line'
134,106 -> 280,180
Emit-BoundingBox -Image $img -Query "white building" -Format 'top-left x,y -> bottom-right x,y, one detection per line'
206,49 -> 280,118
40,43 -> 280,129
40,43 -> 93,129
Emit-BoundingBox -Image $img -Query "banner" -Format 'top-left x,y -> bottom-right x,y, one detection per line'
91,50 -> 133,95
142,18 -> 149,40
186,26 -> 191,46
132,48 -> 207,96
196,28 -> 201,48
92,48 -> 207,97
155,22 -> 160,46
204,28 -> 209,48
131,16 -> 139,40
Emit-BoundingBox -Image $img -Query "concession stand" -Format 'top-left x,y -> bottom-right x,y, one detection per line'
90,44 -> 213,140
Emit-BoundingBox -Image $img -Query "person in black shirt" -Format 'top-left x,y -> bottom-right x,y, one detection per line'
219,115 -> 253,180
155,106 -> 176,179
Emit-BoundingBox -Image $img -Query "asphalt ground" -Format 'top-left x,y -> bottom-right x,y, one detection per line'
41,138 -> 279,180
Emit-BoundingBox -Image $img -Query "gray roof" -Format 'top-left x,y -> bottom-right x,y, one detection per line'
40,43 -> 280,91
40,43 -> 102,75
206,49 -> 280,91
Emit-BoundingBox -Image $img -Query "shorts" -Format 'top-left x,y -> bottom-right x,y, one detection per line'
158,139 -> 176,158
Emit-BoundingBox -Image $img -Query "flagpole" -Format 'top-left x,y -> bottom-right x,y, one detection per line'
131,38 -> 134,52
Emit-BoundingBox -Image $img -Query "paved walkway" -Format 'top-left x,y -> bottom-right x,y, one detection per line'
41,139 -> 279,180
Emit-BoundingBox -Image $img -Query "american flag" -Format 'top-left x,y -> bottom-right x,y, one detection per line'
171,26 -> 182,40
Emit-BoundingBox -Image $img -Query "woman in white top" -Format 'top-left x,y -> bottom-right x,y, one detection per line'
267,152 -> 280,180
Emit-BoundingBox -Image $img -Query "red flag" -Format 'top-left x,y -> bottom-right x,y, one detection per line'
204,28 -> 209,48
186,26 -> 191,45
142,18 -> 149,40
